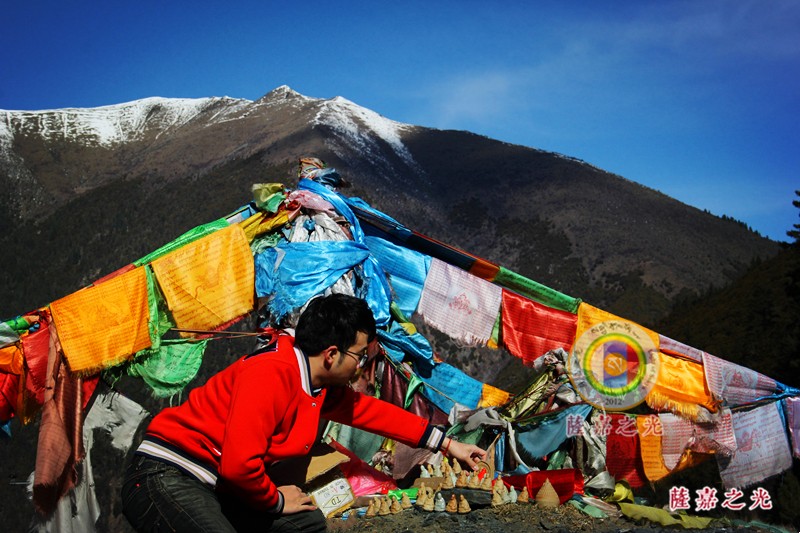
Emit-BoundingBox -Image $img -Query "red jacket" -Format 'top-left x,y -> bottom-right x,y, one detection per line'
139,333 -> 443,511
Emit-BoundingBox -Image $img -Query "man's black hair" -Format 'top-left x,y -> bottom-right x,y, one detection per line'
295,294 -> 376,356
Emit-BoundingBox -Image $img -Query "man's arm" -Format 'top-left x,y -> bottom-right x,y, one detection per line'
322,387 -> 486,466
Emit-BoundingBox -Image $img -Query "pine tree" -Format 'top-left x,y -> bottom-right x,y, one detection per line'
788,190 -> 800,245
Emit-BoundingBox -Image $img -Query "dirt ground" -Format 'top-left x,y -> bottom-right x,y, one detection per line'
327,501 -> 781,533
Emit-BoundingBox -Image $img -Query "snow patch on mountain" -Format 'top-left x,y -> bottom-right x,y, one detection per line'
312,96 -> 419,171
1,97 -> 247,147
257,85 -> 314,107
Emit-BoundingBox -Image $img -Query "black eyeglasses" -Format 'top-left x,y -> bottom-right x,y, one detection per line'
341,348 -> 369,368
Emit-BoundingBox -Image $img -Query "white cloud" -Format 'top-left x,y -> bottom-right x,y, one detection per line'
419,72 -> 520,128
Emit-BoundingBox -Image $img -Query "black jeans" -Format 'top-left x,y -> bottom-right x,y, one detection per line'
121,455 -> 327,532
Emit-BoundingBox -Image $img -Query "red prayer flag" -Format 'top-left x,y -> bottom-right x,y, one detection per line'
501,290 -> 577,365
605,414 -> 647,489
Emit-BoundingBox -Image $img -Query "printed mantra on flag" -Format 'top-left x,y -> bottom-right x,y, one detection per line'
568,320 -> 660,410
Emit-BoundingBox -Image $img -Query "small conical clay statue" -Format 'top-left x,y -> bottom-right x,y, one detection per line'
427,464 -> 435,477
433,463 -> 442,478
452,459 -> 462,475
416,485 -> 428,508
442,470 -> 455,489
535,478 -> 559,508
467,471 -> 480,489
365,499 -> 377,518
456,470 -> 468,488
379,496 -> 391,515
518,486 -> 530,503
433,492 -> 446,512
491,477 -> 502,496
420,465 -> 430,478
491,488 -> 505,507
458,494 -> 471,514
497,478 -> 509,499
423,492 -> 435,512
446,494 -> 458,513
480,473 -> 493,491
390,496 -> 402,514
400,492 -> 412,509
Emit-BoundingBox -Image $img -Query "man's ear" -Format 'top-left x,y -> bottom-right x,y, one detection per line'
322,345 -> 338,366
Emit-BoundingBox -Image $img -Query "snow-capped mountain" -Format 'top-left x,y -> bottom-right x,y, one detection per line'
0,86 -> 778,330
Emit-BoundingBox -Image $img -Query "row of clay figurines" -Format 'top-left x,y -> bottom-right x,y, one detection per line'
364,460 -> 560,517
420,456 -> 501,491
418,457 -> 559,507
364,490 -> 471,516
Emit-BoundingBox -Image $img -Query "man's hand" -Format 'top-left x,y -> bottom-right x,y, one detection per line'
444,438 -> 487,470
277,485 -> 317,514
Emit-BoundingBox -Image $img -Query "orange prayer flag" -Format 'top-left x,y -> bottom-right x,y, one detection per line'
479,383 -> 511,408
645,352 -> 718,420
637,415 -> 670,482
151,224 -> 254,334
50,266 -> 151,374
575,303 -> 659,348
570,303 -> 661,411
0,344 -> 23,375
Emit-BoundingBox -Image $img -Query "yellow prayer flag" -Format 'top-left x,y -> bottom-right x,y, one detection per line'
645,353 -> 718,420
151,224 -> 254,334
239,210 -> 290,242
51,266 -> 151,374
575,304 -> 659,348
478,384 -> 511,408
637,415 -> 670,482
569,303 -> 661,410
0,344 -> 23,375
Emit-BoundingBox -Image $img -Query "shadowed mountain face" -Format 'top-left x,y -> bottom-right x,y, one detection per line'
0,86 -> 777,326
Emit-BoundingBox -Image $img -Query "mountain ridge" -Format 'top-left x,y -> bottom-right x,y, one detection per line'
0,86 -> 779,328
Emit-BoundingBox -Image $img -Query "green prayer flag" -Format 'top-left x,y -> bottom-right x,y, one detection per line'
494,267 -> 580,313
129,339 -> 208,398
404,374 -> 425,409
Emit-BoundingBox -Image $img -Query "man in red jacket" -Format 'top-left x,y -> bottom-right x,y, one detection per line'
122,294 -> 486,532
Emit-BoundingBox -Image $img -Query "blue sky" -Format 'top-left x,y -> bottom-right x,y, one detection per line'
3,1 -> 798,241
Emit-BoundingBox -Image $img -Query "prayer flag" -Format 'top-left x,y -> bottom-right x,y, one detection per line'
19,317 -> 52,423
479,383 -> 511,408
645,353 -> 718,420
637,415 -> 670,482
515,404 -> 593,459
501,289 -> 577,365
659,410 -> 736,472
152,224 -> 254,335
605,414 -> 647,488
51,266 -> 151,374
417,258 -> 502,345
658,334 -> 704,363
365,236 -> 430,318
718,402 -> 792,488
702,352 -> 779,406
785,396 -> 800,459
0,344 -> 23,375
